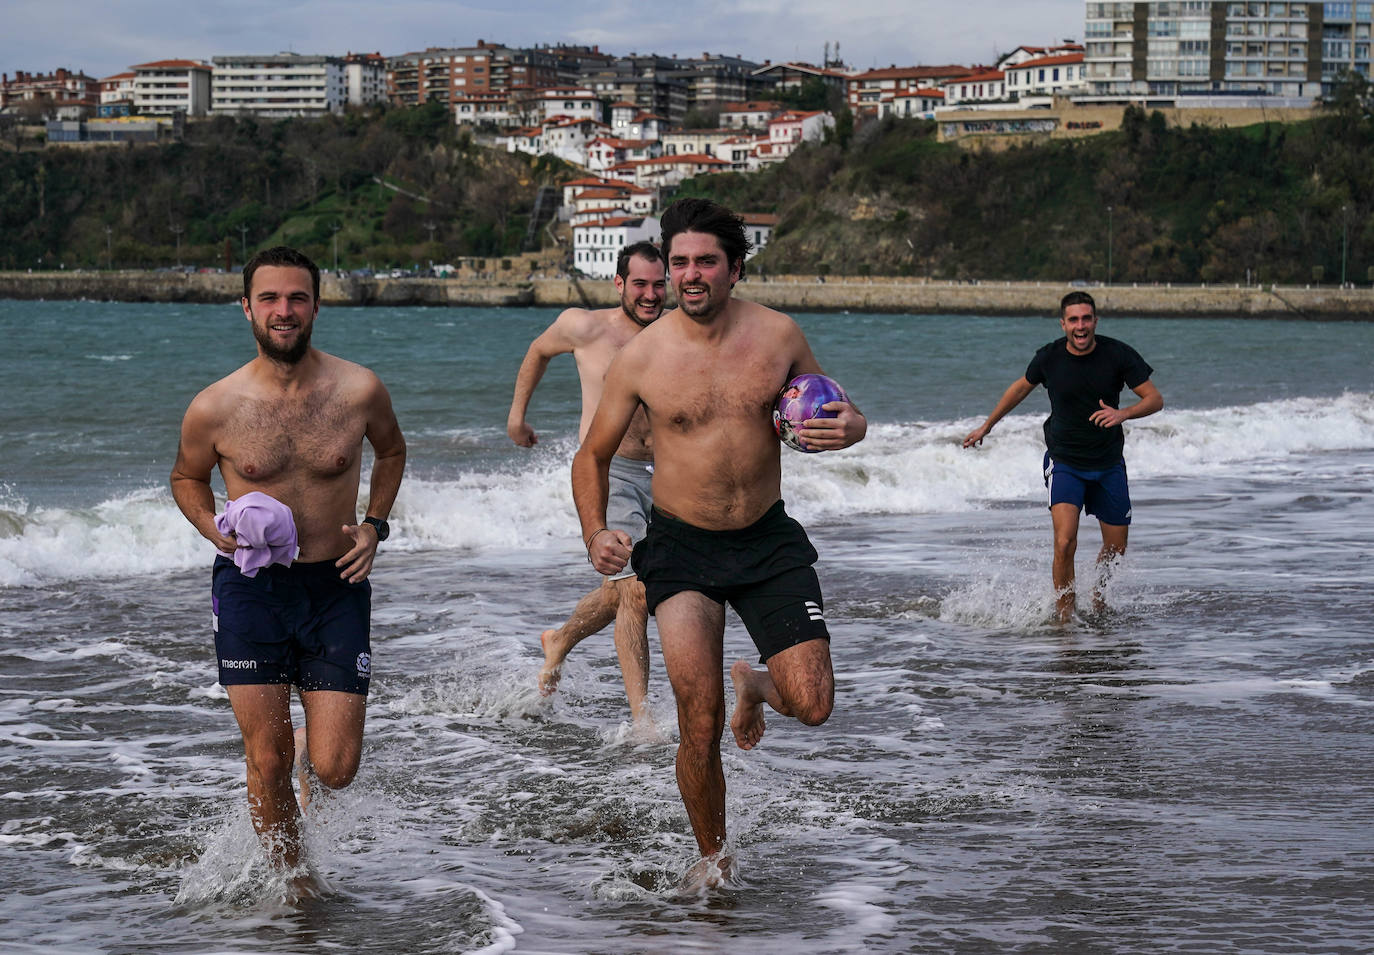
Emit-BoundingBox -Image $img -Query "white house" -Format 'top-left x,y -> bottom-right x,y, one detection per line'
572,216 -> 661,279
570,184 -> 655,217
499,125 -> 543,155
614,153 -> 730,189
539,87 -> 603,124
343,52 -> 387,107
762,110 -> 834,161
533,116 -> 608,164
942,70 -> 1007,106
740,212 -> 778,259
719,100 -> 783,129
131,59 -> 212,116
454,92 -> 518,127
585,137 -> 660,174
995,43 -> 1082,72
1004,52 -> 1087,100
886,88 -> 944,119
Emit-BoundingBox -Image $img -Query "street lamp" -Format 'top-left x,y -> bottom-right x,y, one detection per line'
332,222 -> 342,272
1106,205 -> 1114,286
239,224 -> 249,263
170,224 -> 184,267
104,225 -> 112,269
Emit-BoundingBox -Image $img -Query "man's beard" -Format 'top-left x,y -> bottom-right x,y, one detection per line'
620,296 -> 657,327
252,318 -> 312,364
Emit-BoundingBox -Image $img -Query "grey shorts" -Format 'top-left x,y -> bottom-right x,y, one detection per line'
606,455 -> 654,581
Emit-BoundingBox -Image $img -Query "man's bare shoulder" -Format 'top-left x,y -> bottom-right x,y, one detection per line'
553,305 -> 624,343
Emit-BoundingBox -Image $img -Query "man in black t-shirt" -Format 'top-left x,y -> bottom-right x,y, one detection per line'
963,291 -> 1163,623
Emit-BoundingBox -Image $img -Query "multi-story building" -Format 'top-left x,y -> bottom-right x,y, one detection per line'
942,69 -> 1009,105
749,61 -> 848,100
98,72 -> 136,111
847,65 -> 970,117
671,52 -> 770,111
386,42 -> 562,111
0,68 -> 99,118
536,87 -> 603,124
572,216 -> 661,279
211,54 -> 350,117
581,55 -> 691,125
343,52 -> 387,107
719,100 -> 784,128
1079,1 -> 1358,104
1004,52 -> 1089,100
131,60 -> 212,116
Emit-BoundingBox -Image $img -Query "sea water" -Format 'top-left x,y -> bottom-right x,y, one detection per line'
1,299 -> 1372,953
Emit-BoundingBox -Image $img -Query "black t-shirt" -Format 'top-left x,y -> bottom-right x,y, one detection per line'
1024,335 -> 1153,469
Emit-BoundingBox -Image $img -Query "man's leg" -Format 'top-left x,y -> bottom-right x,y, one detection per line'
655,591 -> 728,859
297,689 -> 367,811
226,683 -> 302,869
729,638 -> 833,750
611,575 -> 651,724
539,578 -> 619,695
1092,522 -> 1129,614
1050,502 -> 1082,623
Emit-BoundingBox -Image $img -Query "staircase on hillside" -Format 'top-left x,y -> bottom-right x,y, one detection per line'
523,185 -> 560,252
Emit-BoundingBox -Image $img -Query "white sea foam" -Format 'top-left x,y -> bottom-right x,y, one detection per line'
1,393 -> 1369,587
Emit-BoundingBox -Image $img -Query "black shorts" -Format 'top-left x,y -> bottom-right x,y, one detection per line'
211,555 -> 372,695
631,500 -> 830,663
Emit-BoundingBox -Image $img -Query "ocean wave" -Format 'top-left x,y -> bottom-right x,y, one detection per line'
1,393 -> 1370,587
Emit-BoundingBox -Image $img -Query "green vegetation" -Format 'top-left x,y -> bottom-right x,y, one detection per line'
679,74 -> 1373,285
2,76 -> 1371,284
0,102 -> 574,271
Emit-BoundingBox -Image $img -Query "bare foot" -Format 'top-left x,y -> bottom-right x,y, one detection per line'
729,659 -> 766,750
678,852 -> 736,892
293,726 -> 312,813
537,629 -> 563,696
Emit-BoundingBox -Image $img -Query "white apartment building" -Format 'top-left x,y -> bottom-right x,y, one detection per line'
942,69 -> 1008,105
344,52 -> 387,107
132,60 -> 212,116
539,87 -> 603,123
211,53 -> 349,117
572,216 -> 660,279
1079,1 -> 1359,103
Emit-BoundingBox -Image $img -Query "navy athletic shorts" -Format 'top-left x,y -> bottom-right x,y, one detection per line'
211,555 -> 372,694
1044,452 -> 1132,526
631,500 -> 830,663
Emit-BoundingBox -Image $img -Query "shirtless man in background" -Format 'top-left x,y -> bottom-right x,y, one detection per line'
171,246 -> 406,884
507,242 -> 666,727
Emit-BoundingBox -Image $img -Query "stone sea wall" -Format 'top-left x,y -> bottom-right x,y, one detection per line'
1,270 -> 1369,319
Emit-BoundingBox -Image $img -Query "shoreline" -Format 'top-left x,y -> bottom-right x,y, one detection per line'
1,270 -> 1369,319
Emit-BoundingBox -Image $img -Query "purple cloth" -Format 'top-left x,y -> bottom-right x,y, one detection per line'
214,492 -> 299,577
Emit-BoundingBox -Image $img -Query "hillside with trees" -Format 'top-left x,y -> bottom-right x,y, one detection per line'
1,79 -> 1370,285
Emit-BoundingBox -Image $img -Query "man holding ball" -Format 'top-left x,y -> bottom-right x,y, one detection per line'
572,197 -> 866,886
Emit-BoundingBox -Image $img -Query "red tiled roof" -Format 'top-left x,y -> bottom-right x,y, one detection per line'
1008,52 -> 1085,71
131,59 -> 209,70
850,64 -> 969,81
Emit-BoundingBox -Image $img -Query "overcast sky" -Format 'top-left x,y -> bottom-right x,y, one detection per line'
5,1 -> 1086,81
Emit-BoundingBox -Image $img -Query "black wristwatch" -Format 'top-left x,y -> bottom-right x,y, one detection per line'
362,516 -> 390,541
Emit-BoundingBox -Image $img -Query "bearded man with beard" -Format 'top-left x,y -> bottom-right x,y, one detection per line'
506,241 -> 667,730
171,246 -> 406,888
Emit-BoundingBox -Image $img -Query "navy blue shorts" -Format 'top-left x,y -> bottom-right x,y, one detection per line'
631,500 -> 830,664
1044,452 -> 1132,526
211,555 -> 372,694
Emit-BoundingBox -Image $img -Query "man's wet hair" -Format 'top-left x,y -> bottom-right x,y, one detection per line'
243,246 -> 321,302
616,241 -> 666,279
1060,290 -> 1096,316
660,197 -> 752,279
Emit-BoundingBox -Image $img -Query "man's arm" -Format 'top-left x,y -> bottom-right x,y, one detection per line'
1089,379 -> 1163,429
963,377 -> 1036,447
338,375 -> 407,583
170,394 -> 238,552
571,356 -> 641,576
788,326 -> 867,451
506,309 -> 585,447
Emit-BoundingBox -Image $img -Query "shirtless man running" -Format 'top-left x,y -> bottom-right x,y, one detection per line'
171,246 -> 406,882
572,199 -> 866,884
507,242 -> 667,726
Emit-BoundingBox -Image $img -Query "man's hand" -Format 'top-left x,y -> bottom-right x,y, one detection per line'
588,528 -> 632,577
207,527 -> 241,553
508,420 -> 538,447
962,423 -> 991,448
797,402 -> 867,451
1089,400 -> 1130,429
337,521 -> 380,583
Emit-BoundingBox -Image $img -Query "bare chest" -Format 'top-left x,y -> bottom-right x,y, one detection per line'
644,350 -> 787,437
218,391 -> 364,483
